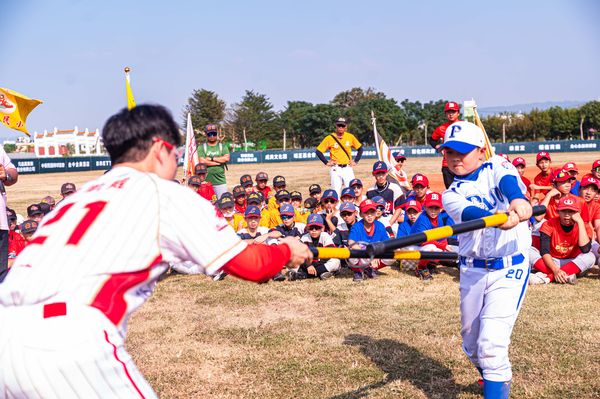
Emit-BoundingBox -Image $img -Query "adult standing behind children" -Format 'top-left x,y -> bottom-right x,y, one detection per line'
430,101 -> 461,188
197,123 -> 230,198
315,117 -> 363,195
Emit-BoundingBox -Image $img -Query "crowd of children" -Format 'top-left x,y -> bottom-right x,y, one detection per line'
6,151 -> 600,286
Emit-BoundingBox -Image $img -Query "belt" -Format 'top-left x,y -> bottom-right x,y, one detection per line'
459,254 -> 524,270
43,302 -> 67,318
336,164 -> 348,168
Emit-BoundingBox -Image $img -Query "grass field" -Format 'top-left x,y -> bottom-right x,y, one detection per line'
7,152 -> 600,398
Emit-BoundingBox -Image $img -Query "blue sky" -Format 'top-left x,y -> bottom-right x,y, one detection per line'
1,0 -> 598,136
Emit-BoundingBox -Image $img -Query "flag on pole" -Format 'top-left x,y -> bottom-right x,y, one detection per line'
124,67 -> 136,110
371,111 -> 406,185
463,99 -> 494,159
183,113 -> 199,178
0,87 -> 42,136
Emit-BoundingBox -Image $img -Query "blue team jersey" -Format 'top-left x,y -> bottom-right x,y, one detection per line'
396,219 -> 414,237
410,211 -> 456,241
570,180 -> 580,195
348,220 -> 390,243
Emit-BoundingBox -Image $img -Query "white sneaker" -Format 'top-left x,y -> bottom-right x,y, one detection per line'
529,272 -> 550,285
565,274 -> 577,285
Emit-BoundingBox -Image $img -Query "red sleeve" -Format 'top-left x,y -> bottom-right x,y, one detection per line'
540,219 -> 555,236
431,125 -> 447,142
221,243 -> 291,282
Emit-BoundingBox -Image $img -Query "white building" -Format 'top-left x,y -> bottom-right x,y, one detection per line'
33,126 -> 105,157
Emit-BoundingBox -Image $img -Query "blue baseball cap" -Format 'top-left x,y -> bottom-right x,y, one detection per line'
244,205 -> 262,218
339,202 -> 357,213
349,178 -> 362,187
279,203 -> 295,216
372,161 -> 388,175
438,121 -> 485,154
372,196 -> 386,206
306,213 -> 324,228
341,187 -> 355,198
321,189 -> 339,201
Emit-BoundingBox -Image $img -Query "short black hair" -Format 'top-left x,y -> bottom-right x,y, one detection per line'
102,104 -> 181,164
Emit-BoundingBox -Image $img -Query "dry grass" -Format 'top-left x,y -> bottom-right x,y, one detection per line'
7,152 -> 600,398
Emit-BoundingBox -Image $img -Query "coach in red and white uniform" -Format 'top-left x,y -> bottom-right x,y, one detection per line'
430,101 -> 461,188
0,105 -> 312,398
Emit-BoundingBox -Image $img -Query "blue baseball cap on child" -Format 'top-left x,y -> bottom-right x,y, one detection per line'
306,213 -> 324,227
279,203 -> 295,216
339,202 -> 357,212
244,205 -> 261,218
438,121 -> 485,154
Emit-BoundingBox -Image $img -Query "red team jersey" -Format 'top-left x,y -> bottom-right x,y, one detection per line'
197,181 -> 217,202
533,170 -> 554,196
540,217 -> 592,259
545,195 -> 589,222
431,121 -> 453,167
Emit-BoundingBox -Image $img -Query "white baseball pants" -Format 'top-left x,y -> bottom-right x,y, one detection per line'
459,255 -> 529,382
330,165 -> 355,196
0,304 -> 157,399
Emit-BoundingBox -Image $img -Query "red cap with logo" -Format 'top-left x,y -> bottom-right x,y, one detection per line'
411,174 -> 429,187
557,195 -> 580,212
359,199 -> 378,213
424,192 -> 443,208
592,159 -> 600,170
512,157 -> 526,167
580,175 -> 600,190
404,199 -> 422,212
552,169 -> 572,183
562,162 -> 578,172
536,151 -> 551,163
444,102 -> 460,112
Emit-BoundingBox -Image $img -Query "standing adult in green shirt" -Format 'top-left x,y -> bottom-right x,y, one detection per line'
197,124 -> 230,198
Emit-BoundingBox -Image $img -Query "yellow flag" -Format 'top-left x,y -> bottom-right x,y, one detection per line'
124,67 -> 136,109
463,99 -> 494,159
0,88 -> 42,136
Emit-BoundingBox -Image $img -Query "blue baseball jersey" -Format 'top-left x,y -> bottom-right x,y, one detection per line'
348,220 -> 389,243
396,219 -> 414,237
442,155 -> 531,258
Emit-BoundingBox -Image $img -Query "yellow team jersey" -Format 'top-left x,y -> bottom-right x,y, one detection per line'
259,208 -> 271,228
316,132 -> 362,164
226,213 -> 245,232
267,196 -> 279,212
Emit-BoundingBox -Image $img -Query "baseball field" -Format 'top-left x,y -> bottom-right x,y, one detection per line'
8,152 -> 600,398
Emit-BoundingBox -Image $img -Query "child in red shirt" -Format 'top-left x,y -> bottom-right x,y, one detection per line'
512,157 -> 531,197
529,195 -> 595,285
531,151 -> 554,198
194,163 -> 217,203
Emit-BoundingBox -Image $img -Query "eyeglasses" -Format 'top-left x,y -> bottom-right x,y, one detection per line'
445,110 -> 458,114
153,137 -> 181,157
376,206 -> 385,211
206,132 -> 218,137
336,124 -> 347,128
352,186 -> 362,190
323,199 -> 337,204
307,226 -> 322,231
281,215 -> 294,220
593,167 -> 600,172
340,212 -> 354,217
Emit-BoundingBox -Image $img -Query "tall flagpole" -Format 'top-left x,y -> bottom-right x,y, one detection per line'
371,111 -> 381,160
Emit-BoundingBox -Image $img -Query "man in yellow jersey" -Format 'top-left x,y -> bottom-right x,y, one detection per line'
316,117 -> 363,195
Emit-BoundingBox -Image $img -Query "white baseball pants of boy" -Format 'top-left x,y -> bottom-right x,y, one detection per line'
529,246 -> 596,272
330,165 -> 355,196
0,304 -> 157,399
459,254 -> 529,385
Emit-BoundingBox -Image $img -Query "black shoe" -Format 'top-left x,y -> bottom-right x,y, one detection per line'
288,270 -> 308,281
272,272 -> 286,282
319,271 -> 333,280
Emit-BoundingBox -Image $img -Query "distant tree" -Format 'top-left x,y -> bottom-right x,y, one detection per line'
347,97 -> 406,145
579,101 -> 600,139
182,89 -> 226,142
331,87 -> 386,109
547,107 -> 579,140
528,108 -> 552,141
295,103 -> 339,148
3,143 -> 16,153
228,90 -> 279,147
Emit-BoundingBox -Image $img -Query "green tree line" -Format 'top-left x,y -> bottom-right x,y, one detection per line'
183,88 -> 600,149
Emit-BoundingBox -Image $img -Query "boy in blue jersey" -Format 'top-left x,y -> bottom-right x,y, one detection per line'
348,199 -> 394,282
397,199 -> 421,237
410,192 -> 457,280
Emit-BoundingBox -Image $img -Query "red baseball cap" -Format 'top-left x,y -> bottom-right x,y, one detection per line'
359,199 -> 378,213
562,162 -> 578,172
404,199 -> 422,212
512,157 -> 526,167
580,176 -> 600,190
557,195 -> 580,212
552,169 -> 572,183
424,192 -> 443,208
411,174 -> 429,187
536,151 -> 551,163
444,102 -> 460,112
592,159 -> 600,170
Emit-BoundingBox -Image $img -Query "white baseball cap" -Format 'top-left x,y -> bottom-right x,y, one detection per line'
439,121 -> 485,154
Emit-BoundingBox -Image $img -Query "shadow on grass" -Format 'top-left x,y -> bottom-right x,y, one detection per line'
330,334 -> 478,399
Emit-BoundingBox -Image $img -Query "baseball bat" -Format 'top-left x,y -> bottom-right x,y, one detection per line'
365,205 -> 546,258
311,247 -> 458,260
